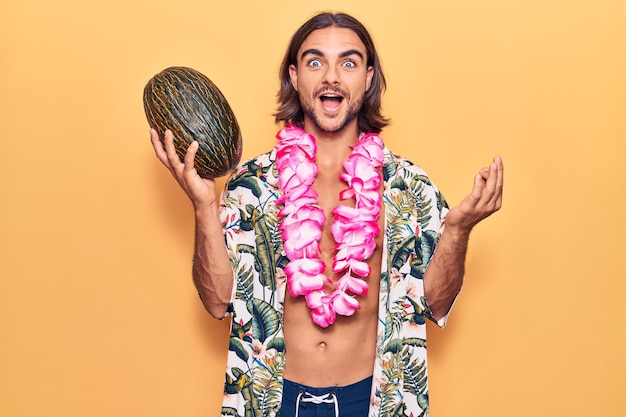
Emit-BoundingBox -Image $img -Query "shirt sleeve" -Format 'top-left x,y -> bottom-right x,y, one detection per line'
218,179 -> 241,314
423,178 -> 459,328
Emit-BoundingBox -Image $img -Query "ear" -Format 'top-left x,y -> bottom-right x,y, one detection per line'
365,66 -> 374,92
289,64 -> 298,91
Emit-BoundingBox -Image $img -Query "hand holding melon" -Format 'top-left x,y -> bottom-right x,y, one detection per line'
143,66 -> 242,179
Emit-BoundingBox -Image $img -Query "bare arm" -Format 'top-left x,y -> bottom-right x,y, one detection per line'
424,156 -> 504,321
191,204 -> 234,318
150,129 -> 234,318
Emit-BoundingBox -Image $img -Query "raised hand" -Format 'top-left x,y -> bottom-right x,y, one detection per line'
150,128 -> 234,317
150,129 -> 218,209
423,156 -> 504,321
445,156 -> 504,235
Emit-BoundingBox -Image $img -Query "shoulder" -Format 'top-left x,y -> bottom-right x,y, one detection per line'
225,149 -> 278,191
228,148 -> 276,181
383,147 -> 432,185
383,147 -> 448,211
220,148 -> 281,217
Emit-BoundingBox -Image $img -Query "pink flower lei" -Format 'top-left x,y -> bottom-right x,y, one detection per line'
275,124 -> 384,327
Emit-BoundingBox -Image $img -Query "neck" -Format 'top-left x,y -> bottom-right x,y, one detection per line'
302,120 -> 361,167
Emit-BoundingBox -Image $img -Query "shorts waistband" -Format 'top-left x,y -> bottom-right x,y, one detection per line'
283,375 -> 373,398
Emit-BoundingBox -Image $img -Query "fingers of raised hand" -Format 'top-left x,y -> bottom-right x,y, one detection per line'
149,129 -> 199,186
447,157 -> 504,232
494,156 -> 504,207
150,128 -> 181,176
465,157 -> 503,221
468,157 -> 504,217
183,141 -> 200,176
162,130 -> 184,172
150,129 -> 169,165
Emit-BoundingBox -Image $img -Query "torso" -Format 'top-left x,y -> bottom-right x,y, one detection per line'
282,156 -> 383,387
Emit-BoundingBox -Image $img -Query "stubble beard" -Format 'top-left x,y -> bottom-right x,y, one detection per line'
300,92 -> 364,134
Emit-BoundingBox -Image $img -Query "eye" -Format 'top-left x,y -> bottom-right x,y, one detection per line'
342,60 -> 356,68
307,58 -> 323,68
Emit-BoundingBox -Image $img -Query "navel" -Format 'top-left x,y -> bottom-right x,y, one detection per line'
318,341 -> 327,350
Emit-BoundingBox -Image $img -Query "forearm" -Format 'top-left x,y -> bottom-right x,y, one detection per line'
423,225 -> 470,322
191,203 -> 234,319
423,156 -> 503,323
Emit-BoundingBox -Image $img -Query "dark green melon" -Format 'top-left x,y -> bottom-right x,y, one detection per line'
143,66 -> 242,178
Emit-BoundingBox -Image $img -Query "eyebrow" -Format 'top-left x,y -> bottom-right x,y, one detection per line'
300,48 -> 365,61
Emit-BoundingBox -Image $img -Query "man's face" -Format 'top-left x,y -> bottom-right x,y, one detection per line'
289,27 -> 374,134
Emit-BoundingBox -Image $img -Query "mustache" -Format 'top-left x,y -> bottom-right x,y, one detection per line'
314,86 -> 349,98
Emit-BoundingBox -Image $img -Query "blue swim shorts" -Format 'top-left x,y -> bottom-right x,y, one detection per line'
278,375 -> 372,417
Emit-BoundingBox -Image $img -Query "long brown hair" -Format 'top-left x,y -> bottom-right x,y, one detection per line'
274,12 -> 389,133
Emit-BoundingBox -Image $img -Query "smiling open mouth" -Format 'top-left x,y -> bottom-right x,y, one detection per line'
319,93 -> 344,111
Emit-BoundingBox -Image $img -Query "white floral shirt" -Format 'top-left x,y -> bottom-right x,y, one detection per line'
219,145 -> 450,417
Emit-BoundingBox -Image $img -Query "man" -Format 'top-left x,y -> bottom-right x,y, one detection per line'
150,12 -> 503,417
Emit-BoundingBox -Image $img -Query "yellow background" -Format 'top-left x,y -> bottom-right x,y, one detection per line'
1,0 -> 625,416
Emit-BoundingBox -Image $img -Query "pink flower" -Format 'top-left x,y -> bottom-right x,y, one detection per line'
330,206 -> 380,244
335,243 -> 373,265
353,134 -> 384,163
339,157 -> 382,209
306,290 -> 337,327
251,339 -> 266,357
334,258 -> 371,278
406,282 -> 419,299
284,258 -> 327,296
278,186 -> 319,213
390,268 -> 403,286
275,267 -> 286,288
332,217 -> 378,270
332,221 -> 378,250
304,289 -> 331,309
280,211 -> 325,259
310,305 -> 336,328
332,290 -> 360,316
277,164 -> 316,192
336,272 -> 369,296
341,155 -> 382,189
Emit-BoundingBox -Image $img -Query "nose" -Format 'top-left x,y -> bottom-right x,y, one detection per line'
322,65 -> 340,85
